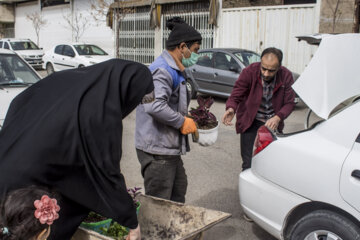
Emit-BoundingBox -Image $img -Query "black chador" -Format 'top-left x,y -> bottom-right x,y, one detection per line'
0,59 -> 153,240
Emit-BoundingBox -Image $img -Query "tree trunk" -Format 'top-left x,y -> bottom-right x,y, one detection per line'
354,0 -> 360,33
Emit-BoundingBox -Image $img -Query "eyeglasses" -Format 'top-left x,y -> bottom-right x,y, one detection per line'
261,66 -> 278,73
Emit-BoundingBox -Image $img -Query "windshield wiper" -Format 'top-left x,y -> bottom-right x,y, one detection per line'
0,82 -> 32,86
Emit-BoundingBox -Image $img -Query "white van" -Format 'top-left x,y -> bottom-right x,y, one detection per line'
0,38 -> 44,69
0,48 -> 41,129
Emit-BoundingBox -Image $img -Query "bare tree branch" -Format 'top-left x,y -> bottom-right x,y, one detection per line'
326,0 -> 342,33
63,11 -> 91,42
89,0 -> 135,58
90,0 -> 113,24
26,12 -> 47,46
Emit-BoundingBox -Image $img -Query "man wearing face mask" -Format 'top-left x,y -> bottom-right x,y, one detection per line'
222,47 -> 295,172
135,17 -> 202,203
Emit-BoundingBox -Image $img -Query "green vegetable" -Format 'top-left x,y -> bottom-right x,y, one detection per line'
101,221 -> 129,239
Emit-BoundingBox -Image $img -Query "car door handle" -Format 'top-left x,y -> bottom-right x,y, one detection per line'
192,69 -> 196,72
214,72 -> 218,77
351,170 -> 360,179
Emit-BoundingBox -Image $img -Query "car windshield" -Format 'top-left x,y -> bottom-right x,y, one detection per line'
10,41 -> 40,51
0,54 -> 40,86
234,51 -> 260,66
73,45 -> 108,56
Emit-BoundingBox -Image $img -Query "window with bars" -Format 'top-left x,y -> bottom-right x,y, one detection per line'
118,6 -> 155,64
116,1 -> 214,65
161,1 -> 214,50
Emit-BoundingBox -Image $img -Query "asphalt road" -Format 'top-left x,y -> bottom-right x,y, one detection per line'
38,70 -> 311,240
121,98 -> 310,240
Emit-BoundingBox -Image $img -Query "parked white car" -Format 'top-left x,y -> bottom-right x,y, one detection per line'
42,43 -> 113,74
0,48 -> 41,130
0,38 -> 44,69
239,34 -> 360,240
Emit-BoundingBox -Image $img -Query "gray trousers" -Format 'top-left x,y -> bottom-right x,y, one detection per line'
136,149 -> 187,203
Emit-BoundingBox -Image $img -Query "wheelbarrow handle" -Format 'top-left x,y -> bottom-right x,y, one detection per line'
186,114 -> 199,143
192,129 -> 199,142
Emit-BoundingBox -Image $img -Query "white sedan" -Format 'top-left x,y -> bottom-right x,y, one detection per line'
0,48 -> 41,129
239,34 -> 360,240
42,43 -> 112,74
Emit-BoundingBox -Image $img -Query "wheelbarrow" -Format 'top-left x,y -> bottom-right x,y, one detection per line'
72,194 -> 231,240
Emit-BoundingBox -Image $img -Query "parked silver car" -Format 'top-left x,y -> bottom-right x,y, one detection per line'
185,48 -> 300,102
185,48 -> 260,98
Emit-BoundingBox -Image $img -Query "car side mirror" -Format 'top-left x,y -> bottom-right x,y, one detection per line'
229,66 -> 240,73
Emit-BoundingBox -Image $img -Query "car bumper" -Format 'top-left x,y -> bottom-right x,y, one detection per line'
25,59 -> 43,68
239,169 -> 310,239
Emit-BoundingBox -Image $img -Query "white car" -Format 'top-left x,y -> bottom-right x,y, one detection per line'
239,34 -> 360,240
42,43 -> 113,74
0,48 -> 41,129
0,38 -> 44,69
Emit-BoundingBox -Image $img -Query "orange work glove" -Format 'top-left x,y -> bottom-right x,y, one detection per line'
180,117 -> 197,135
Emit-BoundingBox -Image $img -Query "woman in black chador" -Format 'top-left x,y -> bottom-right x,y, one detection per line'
0,59 -> 154,240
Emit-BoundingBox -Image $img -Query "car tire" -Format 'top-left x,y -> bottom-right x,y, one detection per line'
288,210 -> 360,240
78,64 -> 85,68
186,79 -> 197,99
46,63 -> 54,75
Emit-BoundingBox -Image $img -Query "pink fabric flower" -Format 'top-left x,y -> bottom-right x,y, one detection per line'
34,195 -> 60,225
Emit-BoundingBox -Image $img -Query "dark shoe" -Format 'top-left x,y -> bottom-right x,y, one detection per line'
243,214 -> 254,222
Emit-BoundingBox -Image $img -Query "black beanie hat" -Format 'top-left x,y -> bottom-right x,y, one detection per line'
165,17 -> 202,48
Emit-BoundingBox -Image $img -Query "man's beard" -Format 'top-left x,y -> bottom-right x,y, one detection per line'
261,74 -> 274,82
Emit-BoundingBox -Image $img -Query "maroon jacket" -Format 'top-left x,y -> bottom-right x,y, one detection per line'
226,62 -> 295,134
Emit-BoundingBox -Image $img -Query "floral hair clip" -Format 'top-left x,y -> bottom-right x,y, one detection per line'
34,195 -> 60,225
1,227 -> 10,235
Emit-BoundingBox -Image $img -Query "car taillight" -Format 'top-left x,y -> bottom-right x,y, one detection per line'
253,126 -> 276,156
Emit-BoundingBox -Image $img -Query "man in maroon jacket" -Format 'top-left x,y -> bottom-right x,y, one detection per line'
222,47 -> 295,171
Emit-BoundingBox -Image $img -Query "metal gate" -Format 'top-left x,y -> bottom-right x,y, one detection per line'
118,6 -> 155,64
161,1 -> 214,50
161,12 -> 214,50
117,2 -> 214,65
219,4 -> 318,74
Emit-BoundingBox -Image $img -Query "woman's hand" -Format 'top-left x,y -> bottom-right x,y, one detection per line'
126,224 -> 141,240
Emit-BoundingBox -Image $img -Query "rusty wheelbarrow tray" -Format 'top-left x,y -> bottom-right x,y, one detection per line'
72,194 -> 231,240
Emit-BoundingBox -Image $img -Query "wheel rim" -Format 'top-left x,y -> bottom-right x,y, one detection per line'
304,230 -> 342,240
186,81 -> 192,93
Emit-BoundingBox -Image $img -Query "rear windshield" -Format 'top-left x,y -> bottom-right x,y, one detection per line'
0,54 -> 40,85
234,51 -> 260,66
10,41 -> 40,51
73,45 -> 108,56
